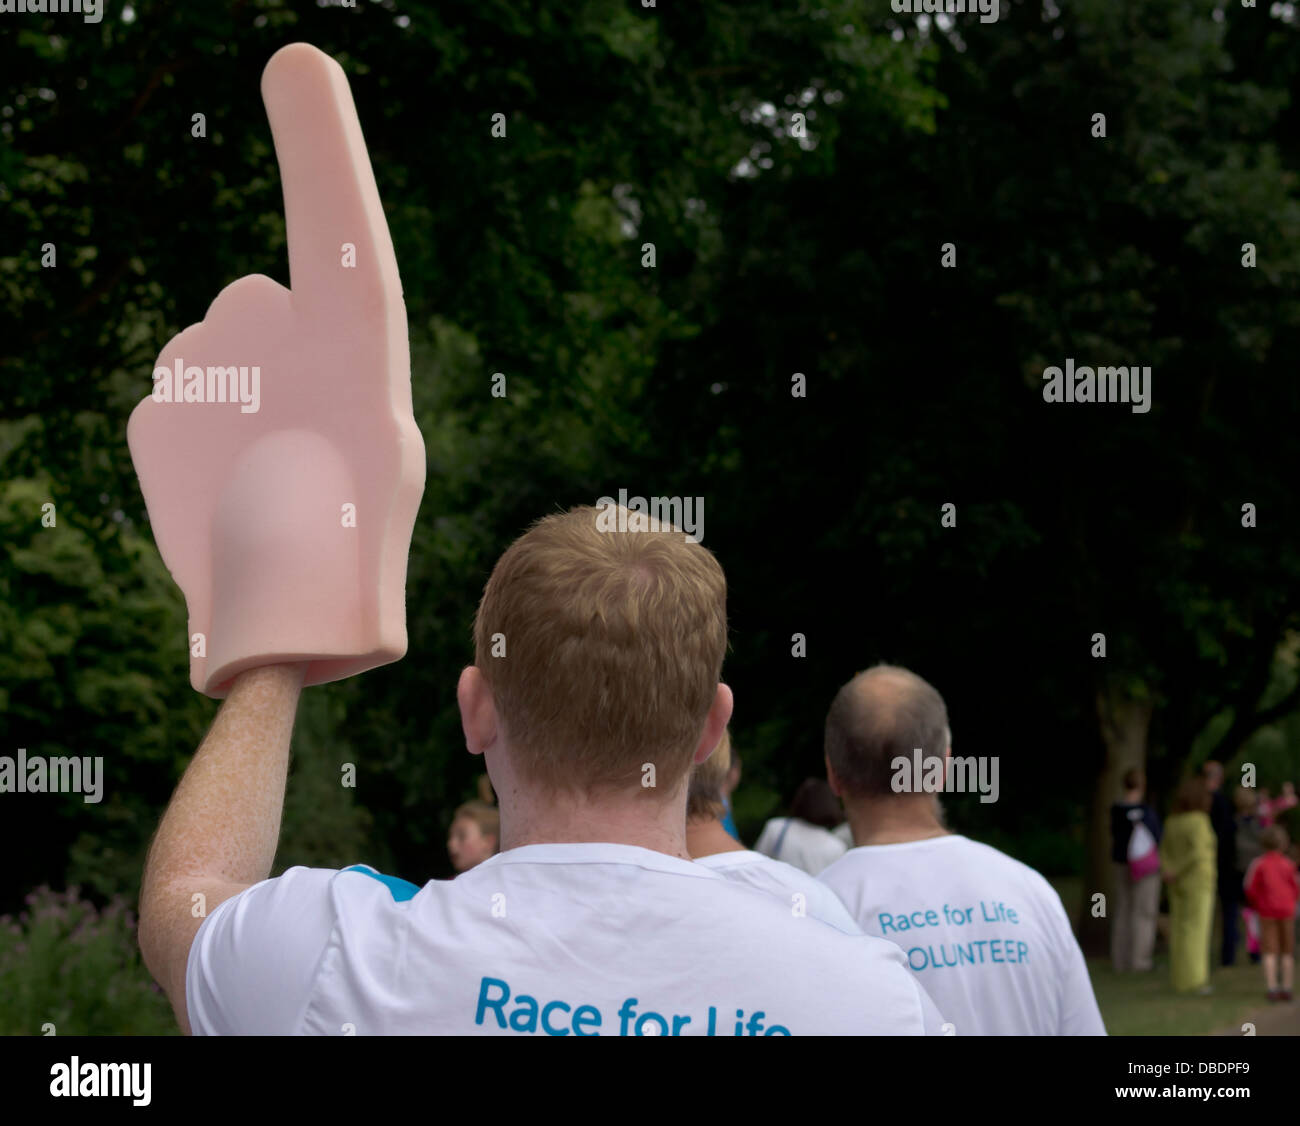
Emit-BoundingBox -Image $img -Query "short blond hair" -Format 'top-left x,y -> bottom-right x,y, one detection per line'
473,506 -> 728,792
688,729 -> 731,821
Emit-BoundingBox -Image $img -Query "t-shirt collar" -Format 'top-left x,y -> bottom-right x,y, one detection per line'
475,840 -> 723,879
845,833 -> 967,854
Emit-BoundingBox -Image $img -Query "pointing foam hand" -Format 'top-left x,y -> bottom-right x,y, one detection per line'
127,43 -> 426,697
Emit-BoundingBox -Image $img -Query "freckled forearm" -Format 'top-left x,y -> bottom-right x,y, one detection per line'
143,664 -> 307,890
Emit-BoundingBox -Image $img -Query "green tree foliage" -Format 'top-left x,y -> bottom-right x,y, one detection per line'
653,0 -> 1300,936
1,2 -> 1297,953
0,1 -> 936,899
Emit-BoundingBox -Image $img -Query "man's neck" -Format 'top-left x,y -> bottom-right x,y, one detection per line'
844,795 -> 950,847
686,818 -> 748,859
498,785 -> 693,859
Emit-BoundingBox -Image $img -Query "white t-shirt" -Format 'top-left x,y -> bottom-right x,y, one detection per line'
187,842 -> 945,1035
694,849 -> 861,933
818,835 -> 1105,1036
753,817 -> 847,875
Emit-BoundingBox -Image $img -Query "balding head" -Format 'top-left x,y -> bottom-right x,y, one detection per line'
824,665 -> 950,800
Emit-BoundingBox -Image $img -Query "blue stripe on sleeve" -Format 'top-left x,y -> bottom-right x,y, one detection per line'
343,865 -> 422,902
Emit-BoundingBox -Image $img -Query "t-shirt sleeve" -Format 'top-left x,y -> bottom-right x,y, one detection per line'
1044,885 -> 1106,1035
186,866 -> 341,1035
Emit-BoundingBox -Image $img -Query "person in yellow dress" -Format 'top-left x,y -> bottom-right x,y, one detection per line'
1160,775 -> 1218,993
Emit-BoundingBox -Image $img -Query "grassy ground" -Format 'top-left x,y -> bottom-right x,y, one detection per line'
1051,876 -> 1299,1036
1088,956 -> 1294,1036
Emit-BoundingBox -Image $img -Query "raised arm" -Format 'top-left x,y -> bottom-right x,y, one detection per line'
137,664 -> 306,1032
129,41 -> 420,1034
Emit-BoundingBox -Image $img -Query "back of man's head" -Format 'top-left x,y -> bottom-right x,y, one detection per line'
473,505 -> 728,793
824,665 -> 949,800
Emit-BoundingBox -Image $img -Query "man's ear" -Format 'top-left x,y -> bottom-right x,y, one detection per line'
692,683 -> 735,765
457,666 -> 497,756
825,754 -> 841,797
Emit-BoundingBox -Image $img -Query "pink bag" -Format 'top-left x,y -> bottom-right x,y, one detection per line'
1127,821 -> 1160,880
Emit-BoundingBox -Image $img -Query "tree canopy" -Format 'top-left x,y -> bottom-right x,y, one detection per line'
2,2 -> 1298,940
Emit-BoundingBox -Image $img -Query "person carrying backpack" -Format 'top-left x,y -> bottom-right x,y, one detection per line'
1110,768 -> 1162,972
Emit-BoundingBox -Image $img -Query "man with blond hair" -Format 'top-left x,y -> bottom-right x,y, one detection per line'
140,507 -> 943,1035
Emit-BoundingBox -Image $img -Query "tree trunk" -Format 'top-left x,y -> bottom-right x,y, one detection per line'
1078,684 -> 1153,955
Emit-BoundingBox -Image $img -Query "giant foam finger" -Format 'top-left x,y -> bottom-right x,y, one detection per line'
127,44 -> 426,697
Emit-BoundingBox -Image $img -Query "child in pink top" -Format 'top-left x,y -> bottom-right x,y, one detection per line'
1244,824 -> 1300,1002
